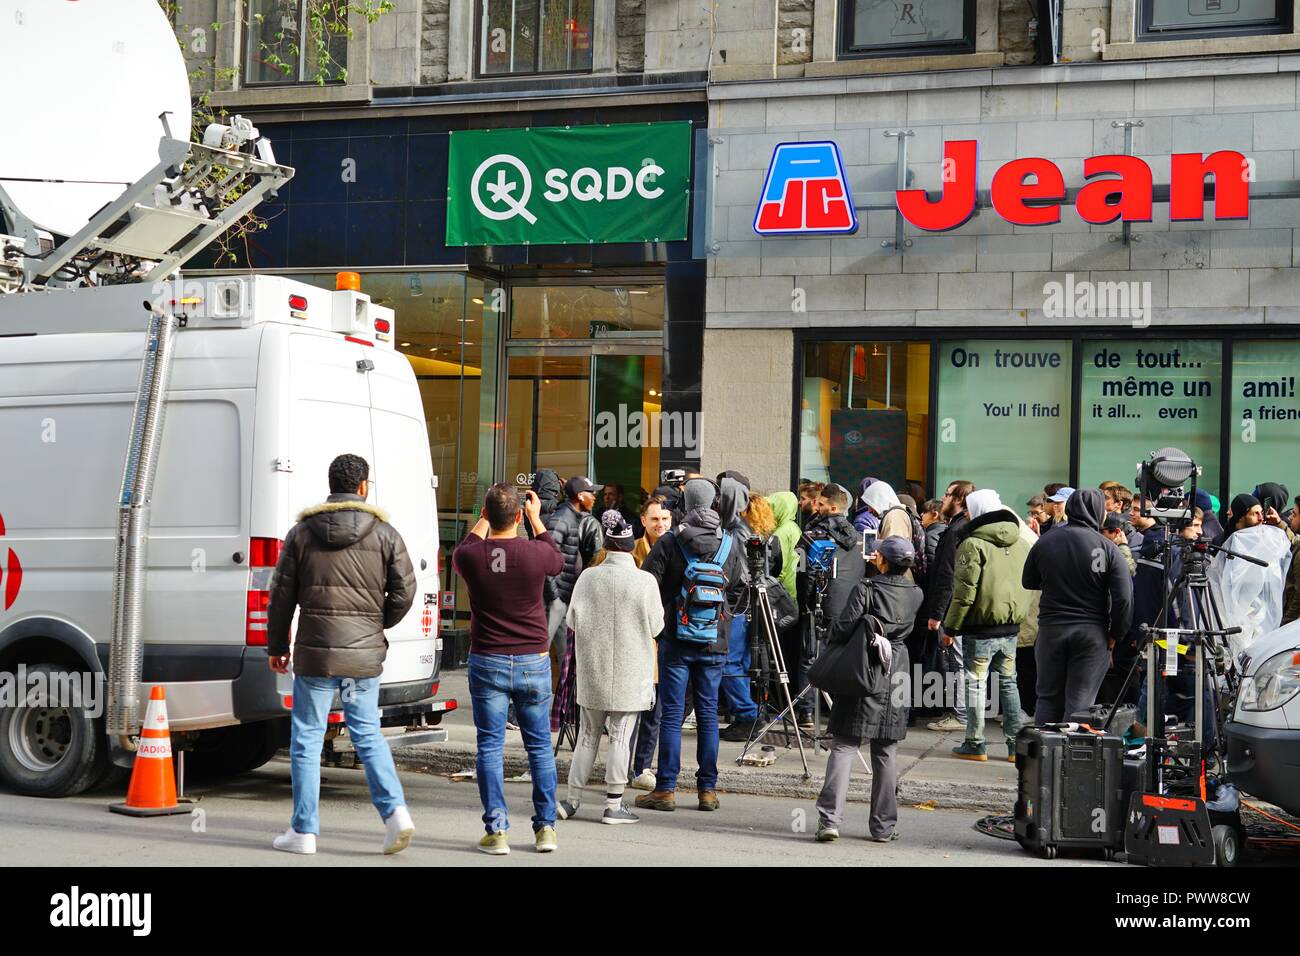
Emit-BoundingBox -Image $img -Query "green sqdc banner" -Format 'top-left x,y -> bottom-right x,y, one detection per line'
446,121 -> 692,247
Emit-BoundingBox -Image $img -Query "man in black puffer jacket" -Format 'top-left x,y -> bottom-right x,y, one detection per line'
267,454 -> 417,856
1022,488 -> 1133,723
542,475 -> 604,688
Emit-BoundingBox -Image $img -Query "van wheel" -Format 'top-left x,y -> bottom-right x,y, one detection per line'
190,719 -> 287,778
0,663 -> 109,797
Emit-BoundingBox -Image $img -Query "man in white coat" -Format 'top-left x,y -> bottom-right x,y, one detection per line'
558,510 -> 664,824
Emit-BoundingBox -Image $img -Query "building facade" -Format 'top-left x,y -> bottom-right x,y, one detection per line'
701,0 -> 1300,510
174,0 -> 1300,619
177,1 -> 715,627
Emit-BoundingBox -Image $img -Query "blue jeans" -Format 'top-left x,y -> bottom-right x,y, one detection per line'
656,639 -> 725,793
468,652 -> 557,834
719,615 -> 758,721
962,635 -> 1025,747
290,674 -> 405,836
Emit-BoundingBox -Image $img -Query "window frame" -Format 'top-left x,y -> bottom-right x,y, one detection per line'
837,0 -> 977,60
1138,0 -> 1291,42
242,0 -> 349,87
474,0 -> 597,79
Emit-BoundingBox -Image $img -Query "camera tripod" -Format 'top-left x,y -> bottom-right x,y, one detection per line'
1106,530 -> 1260,777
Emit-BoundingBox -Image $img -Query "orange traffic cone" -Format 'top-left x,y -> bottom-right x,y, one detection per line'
110,686 -> 191,817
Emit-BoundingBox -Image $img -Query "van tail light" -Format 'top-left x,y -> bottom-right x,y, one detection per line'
374,318 -> 391,334
246,536 -> 284,646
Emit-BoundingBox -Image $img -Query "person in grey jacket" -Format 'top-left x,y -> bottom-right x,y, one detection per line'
557,511 -> 664,824
267,453 -> 417,856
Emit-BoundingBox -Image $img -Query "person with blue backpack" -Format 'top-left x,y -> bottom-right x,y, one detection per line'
636,477 -> 748,812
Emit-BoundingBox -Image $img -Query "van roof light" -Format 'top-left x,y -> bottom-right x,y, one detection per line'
336,272 -> 361,292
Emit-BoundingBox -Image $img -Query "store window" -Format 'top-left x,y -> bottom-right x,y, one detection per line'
244,0 -> 348,85
1079,339 -> 1223,493
799,341 -> 931,494
510,284 -> 663,338
1229,341 -> 1300,499
1141,0 -> 1288,39
478,0 -> 594,76
838,0 -> 974,58
933,340 -> 1073,516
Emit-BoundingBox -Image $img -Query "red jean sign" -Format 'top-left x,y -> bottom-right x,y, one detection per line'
896,140 -> 1250,231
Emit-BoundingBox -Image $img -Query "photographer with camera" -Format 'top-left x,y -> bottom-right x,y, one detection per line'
793,483 -> 866,728
813,536 -> 923,844
1022,488 -> 1133,724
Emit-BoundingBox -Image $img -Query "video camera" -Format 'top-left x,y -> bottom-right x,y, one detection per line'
797,528 -> 837,575
660,468 -> 687,487
1136,446 -> 1199,527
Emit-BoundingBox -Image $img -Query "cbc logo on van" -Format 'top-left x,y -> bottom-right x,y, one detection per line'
0,510 -> 22,611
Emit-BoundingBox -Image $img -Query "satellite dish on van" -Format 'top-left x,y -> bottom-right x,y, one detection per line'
0,0 -> 192,237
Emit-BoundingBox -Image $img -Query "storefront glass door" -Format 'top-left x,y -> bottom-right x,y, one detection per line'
505,342 -> 664,509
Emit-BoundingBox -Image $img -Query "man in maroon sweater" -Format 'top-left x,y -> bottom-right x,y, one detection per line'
453,483 -> 565,856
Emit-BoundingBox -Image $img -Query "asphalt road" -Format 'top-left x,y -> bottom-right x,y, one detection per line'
0,757 -> 1115,867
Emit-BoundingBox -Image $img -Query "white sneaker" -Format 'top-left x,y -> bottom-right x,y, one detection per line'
927,714 -> 966,732
383,806 -> 415,855
682,714 -> 697,732
630,769 -> 657,791
273,828 -> 317,855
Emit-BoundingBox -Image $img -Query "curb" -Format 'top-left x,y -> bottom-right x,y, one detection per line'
393,743 -> 1017,812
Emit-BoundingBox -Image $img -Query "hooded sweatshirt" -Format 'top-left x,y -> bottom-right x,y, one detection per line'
943,500 -> 1033,637
1022,488 -> 1133,638
718,477 -> 752,549
642,500 -> 747,652
769,491 -> 801,602
851,477 -> 881,533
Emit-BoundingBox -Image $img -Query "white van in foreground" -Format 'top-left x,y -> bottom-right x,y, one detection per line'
0,274 -> 449,796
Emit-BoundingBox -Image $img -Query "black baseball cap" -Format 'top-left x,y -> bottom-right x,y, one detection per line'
1103,513 -> 1126,532
564,475 -> 603,498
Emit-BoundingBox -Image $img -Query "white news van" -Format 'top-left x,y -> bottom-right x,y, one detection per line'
0,274 -> 448,796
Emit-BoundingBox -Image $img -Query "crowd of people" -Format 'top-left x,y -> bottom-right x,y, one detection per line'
261,452 -> 1299,856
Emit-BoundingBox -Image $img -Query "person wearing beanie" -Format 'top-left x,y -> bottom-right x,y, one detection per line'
558,511 -> 663,825
942,489 -> 1033,762
814,535 -> 923,844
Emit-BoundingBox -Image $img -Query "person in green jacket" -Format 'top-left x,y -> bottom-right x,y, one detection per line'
768,491 -> 809,727
942,488 -> 1032,763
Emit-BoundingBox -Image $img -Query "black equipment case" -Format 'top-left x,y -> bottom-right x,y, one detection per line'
1014,726 -> 1127,860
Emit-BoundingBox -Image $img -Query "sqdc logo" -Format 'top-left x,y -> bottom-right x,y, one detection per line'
469,153 -> 667,226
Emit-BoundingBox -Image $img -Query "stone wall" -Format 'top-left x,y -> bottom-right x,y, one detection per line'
999,0 -> 1037,66
645,0 -> 714,71
778,0 -> 814,66
617,0 -> 647,72
700,327 -> 794,493
421,0 -> 450,83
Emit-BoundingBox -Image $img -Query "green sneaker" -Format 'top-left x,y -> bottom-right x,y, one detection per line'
951,741 -> 988,761
815,821 -> 839,843
1006,739 -> 1017,763
477,831 -> 509,856
535,825 -> 558,853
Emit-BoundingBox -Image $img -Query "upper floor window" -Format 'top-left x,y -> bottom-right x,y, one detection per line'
838,0 -> 975,58
478,0 -> 594,76
1141,0 -> 1290,39
245,0 -> 349,85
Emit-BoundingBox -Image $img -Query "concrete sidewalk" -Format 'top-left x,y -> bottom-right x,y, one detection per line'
396,668 -> 1020,811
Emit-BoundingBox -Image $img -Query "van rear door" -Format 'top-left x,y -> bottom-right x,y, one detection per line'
364,346 -> 440,686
